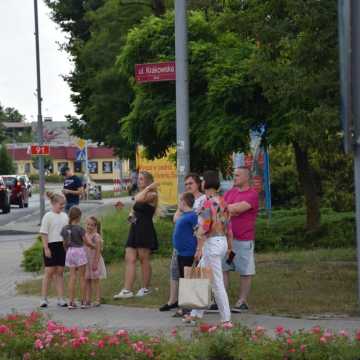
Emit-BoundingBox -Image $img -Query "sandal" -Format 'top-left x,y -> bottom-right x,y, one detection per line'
182,314 -> 200,326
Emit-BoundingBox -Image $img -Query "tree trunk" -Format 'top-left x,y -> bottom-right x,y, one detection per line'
152,0 -> 166,16
292,141 -> 321,231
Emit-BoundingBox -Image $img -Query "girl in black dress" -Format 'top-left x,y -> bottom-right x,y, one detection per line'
114,171 -> 158,299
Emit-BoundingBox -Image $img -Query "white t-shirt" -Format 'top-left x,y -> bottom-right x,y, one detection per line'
193,194 -> 206,212
39,211 -> 68,243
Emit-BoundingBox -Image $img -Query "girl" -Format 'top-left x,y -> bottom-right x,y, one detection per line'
84,216 -> 107,306
61,206 -> 93,309
113,171 -> 158,299
39,192 -> 68,308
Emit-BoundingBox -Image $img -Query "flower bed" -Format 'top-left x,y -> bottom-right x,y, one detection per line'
0,312 -> 359,359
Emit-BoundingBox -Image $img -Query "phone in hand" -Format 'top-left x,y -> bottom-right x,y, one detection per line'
226,251 -> 236,265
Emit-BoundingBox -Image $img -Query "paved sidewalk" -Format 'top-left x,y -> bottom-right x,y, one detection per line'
1,210 -> 360,337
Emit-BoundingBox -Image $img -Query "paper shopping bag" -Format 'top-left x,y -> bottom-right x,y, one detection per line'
183,265 -> 212,280
178,278 -> 211,309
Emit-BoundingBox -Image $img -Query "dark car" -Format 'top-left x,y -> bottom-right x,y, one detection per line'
0,176 -> 10,213
3,175 -> 29,208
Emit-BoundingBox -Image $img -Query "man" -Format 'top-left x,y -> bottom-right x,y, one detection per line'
223,166 -> 259,312
61,166 -> 83,213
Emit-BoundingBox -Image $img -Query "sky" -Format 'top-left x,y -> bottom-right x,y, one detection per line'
0,0 -> 75,122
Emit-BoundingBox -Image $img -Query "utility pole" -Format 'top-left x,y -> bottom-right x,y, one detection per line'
339,0 -> 360,304
33,0 -> 45,220
175,0 -> 190,194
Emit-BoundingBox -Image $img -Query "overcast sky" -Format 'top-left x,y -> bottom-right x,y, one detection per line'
0,0 -> 75,122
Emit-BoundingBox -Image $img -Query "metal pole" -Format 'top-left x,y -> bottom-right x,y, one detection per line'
175,0 -> 190,194
34,0 -> 45,220
84,140 -> 89,199
350,0 -> 360,305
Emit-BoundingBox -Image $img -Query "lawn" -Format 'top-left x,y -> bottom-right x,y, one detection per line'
17,247 -> 358,316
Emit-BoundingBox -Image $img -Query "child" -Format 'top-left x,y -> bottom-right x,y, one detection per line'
61,206 -> 93,309
173,192 -> 198,278
84,216 -> 107,306
39,192 -> 68,308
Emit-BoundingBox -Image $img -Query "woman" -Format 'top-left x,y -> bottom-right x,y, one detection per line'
159,173 -> 206,312
184,170 -> 232,326
113,171 -> 158,299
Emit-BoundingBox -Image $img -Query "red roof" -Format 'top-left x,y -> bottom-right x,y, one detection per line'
8,146 -> 115,161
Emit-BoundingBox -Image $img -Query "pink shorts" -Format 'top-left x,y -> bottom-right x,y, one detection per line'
65,247 -> 88,268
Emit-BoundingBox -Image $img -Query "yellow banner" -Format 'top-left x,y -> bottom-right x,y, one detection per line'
136,146 -> 178,206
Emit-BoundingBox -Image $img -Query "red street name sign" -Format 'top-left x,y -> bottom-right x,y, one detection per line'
135,62 -> 176,83
31,144 -> 49,156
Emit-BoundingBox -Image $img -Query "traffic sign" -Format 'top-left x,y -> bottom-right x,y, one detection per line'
77,138 -> 86,150
135,62 -> 176,83
31,144 -> 49,156
76,149 -> 86,161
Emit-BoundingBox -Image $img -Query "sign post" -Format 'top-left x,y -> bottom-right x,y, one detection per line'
175,0 -> 190,194
33,0 -> 45,221
339,0 -> 360,304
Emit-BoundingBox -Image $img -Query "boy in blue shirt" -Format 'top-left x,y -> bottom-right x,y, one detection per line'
173,192 -> 198,278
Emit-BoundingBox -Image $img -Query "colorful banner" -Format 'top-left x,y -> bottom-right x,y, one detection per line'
136,146 -> 178,206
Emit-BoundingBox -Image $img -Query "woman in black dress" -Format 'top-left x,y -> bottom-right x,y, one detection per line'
114,171 -> 158,299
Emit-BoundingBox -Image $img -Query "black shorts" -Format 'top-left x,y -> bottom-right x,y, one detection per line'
177,255 -> 194,278
43,242 -> 66,267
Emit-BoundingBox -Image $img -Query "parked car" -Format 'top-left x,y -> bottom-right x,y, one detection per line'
3,175 -> 29,208
0,176 -> 10,213
19,174 -> 32,197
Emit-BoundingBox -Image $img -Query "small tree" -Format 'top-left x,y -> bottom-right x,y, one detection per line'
0,144 -> 15,174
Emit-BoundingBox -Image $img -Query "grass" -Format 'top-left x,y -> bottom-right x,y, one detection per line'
17,247 -> 358,316
101,190 -> 128,199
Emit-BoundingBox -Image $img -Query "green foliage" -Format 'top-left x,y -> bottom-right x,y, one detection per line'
0,313 -> 360,360
29,173 -> 63,183
22,208 -> 355,273
21,237 -> 43,272
0,144 -> 15,175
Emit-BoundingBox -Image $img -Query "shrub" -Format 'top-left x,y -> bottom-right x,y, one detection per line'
21,237 -> 43,272
0,313 -> 359,360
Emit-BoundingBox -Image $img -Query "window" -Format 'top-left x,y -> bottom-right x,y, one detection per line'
57,162 -> 68,172
88,161 -> 98,174
74,161 -> 82,173
102,161 -> 113,173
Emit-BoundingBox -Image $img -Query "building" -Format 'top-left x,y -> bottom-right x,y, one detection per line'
5,120 -> 130,181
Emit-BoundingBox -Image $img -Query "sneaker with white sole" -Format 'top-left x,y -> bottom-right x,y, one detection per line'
113,289 -> 134,299
39,299 -> 48,308
135,288 -> 151,297
57,299 -> 68,308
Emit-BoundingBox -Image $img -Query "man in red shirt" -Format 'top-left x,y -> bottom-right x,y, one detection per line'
223,166 -> 259,312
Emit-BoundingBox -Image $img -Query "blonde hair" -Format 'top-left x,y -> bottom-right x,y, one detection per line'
139,171 -> 154,186
68,206 -> 82,224
46,191 -> 65,204
87,216 -> 104,249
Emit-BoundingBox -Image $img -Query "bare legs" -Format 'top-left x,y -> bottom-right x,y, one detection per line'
123,247 -> 152,290
68,265 -> 86,304
41,266 -> 64,300
168,279 -> 179,305
85,279 -> 101,304
223,271 -> 252,304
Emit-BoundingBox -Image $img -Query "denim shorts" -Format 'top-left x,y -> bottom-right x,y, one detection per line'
222,240 -> 255,276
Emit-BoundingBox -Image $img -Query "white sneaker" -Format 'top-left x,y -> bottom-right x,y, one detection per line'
57,299 -> 68,307
113,289 -> 134,299
135,288 -> 152,297
39,299 -> 48,308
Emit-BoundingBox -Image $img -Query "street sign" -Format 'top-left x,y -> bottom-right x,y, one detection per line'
31,144 -> 49,156
135,62 -> 176,83
76,149 -> 86,161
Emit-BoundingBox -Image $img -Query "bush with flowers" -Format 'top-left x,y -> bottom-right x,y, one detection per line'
0,312 -> 359,359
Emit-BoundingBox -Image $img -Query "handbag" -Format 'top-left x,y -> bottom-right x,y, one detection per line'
178,263 -> 212,309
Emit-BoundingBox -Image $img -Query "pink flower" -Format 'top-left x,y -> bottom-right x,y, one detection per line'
47,321 -> 58,332
311,326 -> 321,334
208,326 -> 218,333
145,348 -> 154,358
108,336 -> 120,346
34,339 -> 44,350
339,330 -> 349,337
97,340 -> 105,349
90,351 -> 96,357
275,325 -> 285,335
150,337 -> 161,344
323,330 -> 332,339
23,353 -> 31,360
171,328 -> 177,337
289,348 -> 296,353
319,336 -> 327,344
251,335 -> 258,341
300,344 -> 306,352
78,336 -> 88,344
356,330 -> 360,341
255,325 -> 265,334
222,322 -> 234,330
116,329 -> 128,337
6,314 -> 18,321
44,334 -> 54,345
199,323 -> 212,333
286,338 -> 293,345
70,338 -> 81,349
0,325 -> 9,334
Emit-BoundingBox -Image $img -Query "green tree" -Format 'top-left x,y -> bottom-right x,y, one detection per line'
0,145 -> 15,174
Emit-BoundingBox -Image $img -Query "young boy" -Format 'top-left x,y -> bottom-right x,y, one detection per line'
172,192 -> 198,278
